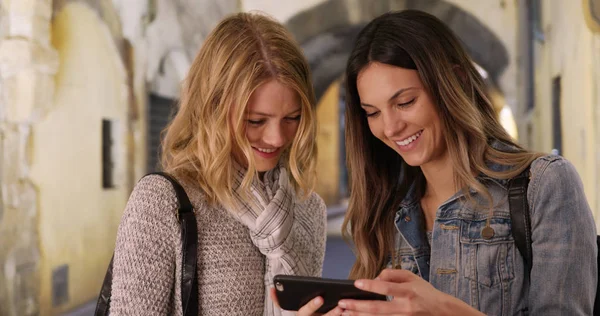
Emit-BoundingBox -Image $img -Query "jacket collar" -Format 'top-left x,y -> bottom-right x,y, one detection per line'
398,139 -> 519,207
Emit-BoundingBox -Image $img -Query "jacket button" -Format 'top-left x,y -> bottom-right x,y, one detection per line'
481,226 -> 495,239
404,216 -> 411,222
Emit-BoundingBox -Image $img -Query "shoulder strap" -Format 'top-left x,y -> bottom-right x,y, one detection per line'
94,255 -> 113,316
95,172 -> 198,316
150,172 -> 198,316
508,167 -> 533,277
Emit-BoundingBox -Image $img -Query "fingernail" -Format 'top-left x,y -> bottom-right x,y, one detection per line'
313,297 -> 323,306
338,301 -> 347,308
374,277 -> 380,281
355,280 -> 364,288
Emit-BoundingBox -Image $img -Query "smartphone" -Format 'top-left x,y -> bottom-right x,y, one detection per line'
273,274 -> 387,313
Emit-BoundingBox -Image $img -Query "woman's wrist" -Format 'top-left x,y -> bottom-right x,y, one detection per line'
440,293 -> 485,316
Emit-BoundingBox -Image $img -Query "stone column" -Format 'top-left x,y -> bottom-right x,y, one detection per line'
0,0 -> 58,315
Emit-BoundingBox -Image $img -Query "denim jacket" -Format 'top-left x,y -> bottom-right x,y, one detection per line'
392,155 -> 597,315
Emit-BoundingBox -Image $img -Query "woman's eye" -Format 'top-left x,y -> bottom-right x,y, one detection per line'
286,115 -> 301,121
397,98 -> 416,107
248,119 -> 265,126
366,111 -> 380,118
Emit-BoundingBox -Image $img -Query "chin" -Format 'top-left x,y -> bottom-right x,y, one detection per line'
252,149 -> 285,172
399,154 -> 427,167
403,160 -> 422,167
254,159 -> 280,172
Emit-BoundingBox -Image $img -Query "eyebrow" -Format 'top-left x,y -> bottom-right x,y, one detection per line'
248,108 -> 302,117
361,87 -> 417,108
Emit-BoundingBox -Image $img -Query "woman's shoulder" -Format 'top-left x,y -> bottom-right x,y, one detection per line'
130,174 -> 180,207
294,192 -> 327,222
292,192 -> 328,255
529,154 -> 579,182
120,174 -> 185,227
114,174 -> 186,260
132,173 -> 210,210
296,191 -> 327,211
528,154 -> 585,204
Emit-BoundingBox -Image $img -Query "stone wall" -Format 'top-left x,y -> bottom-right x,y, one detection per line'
0,0 -> 146,313
0,0 -> 58,315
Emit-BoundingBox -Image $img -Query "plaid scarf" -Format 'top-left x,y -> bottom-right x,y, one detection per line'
233,164 -> 306,316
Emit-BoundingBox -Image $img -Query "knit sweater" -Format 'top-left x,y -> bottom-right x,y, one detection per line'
110,174 -> 327,315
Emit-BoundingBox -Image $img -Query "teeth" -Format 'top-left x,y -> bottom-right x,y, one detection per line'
396,131 -> 422,146
257,148 -> 277,153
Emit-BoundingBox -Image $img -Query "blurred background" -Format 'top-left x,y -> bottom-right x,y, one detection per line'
0,0 -> 598,315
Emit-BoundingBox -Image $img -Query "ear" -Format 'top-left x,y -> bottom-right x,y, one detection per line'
453,64 -> 467,83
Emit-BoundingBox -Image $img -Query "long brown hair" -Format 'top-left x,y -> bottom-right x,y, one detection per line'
343,10 -> 542,279
161,12 -> 317,209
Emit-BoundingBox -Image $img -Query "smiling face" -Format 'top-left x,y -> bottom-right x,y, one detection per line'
356,62 -> 447,168
237,79 -> 301,172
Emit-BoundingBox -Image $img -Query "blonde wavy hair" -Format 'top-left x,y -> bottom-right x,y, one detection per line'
344,10 -> 543,279
161,12 -> 317,209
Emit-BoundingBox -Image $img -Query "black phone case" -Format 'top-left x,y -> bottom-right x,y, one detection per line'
273,275 -> 387,314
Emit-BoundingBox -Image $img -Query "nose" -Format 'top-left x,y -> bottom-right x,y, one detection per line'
382,110 -> 405,138
263,123 -> 286,148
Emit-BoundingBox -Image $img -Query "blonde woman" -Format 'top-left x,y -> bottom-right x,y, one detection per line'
108,12 -> 330,316
338,10 -> 596,315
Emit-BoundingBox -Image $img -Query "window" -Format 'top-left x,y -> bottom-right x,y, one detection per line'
52,264 -> 69,307
531,0 -> 545,42
148,94 -> 178,172
525,0 -> 542,111
102,119 -> 115,188
552,76 -> 562,155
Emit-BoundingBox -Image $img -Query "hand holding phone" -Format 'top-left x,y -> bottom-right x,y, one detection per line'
273,275 -> 387,314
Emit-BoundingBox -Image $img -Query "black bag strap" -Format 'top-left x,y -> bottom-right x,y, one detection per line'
94,255 -> 114,316
508,167 -> 533,279
94,172 -> 198,316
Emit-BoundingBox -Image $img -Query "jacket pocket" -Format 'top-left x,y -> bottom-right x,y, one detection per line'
390,248 -> 420,275
460,217 -> 515,287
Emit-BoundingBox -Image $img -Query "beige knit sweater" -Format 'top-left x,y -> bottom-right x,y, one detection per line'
110,174 -> 327,315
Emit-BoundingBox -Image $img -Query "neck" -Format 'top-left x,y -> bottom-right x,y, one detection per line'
419,152 -> 458,227
421,157 -> 456,199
